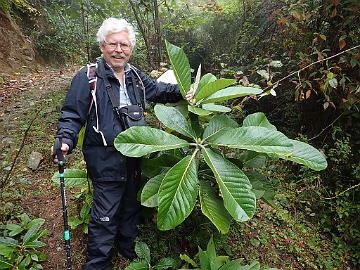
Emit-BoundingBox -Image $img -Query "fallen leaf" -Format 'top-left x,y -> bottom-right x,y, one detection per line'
339,38 -> 346,50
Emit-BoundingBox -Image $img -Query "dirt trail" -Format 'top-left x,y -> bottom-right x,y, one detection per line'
0,66 -> 86,270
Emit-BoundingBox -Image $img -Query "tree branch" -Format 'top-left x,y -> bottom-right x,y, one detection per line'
324,183 -> 360,200
264,44 -> 360,92
128,0 -> 153,67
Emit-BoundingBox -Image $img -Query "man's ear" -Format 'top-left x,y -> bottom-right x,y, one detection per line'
99,45 -> 104,53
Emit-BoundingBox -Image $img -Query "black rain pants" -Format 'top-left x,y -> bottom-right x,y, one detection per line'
82,155 -> 141,270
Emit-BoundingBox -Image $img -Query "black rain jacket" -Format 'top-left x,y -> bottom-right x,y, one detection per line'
56,57 -> 182,182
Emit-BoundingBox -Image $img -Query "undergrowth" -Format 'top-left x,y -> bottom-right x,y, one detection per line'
1,74 -> 357,269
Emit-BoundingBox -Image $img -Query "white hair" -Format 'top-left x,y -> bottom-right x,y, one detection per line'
96,17 -> 136,48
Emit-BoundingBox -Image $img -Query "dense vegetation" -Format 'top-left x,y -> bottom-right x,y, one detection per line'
1,0 -> 359,269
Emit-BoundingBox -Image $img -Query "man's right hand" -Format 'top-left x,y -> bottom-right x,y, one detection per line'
51,143 -> 69,164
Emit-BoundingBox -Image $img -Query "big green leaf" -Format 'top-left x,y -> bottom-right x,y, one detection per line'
18,213 -> 31,225
202,86 -> 262,104
245,171 -> 275,207
239,261 -> 261,270
115,126 -> 190,157
219,259 -> 243,270
80,203 -> 91,219
23,219 -> 45,244
188,105 -> 213,116
154,257 -> 177,270
0,244 -> 15,257
195,79 -> 236,101
124,260 -> 149,270
239,151 -> 267,168
51,169 -> 87,188
199,180 -> 231,234
157,154 -> 199,230
207,126 -> 293,155
6,224 -> 24,237
200,237 -> 230,270
24,240 -> 46,249
154,104 -> 196,140
0,260 -> 13,269
283,139 -> 327,171
202,103 -> 231,113
77,126 -> 85,147
141,174 -> 164,207
165,40 -> 191,96
18,257 -> 28,270
141,152 -> 182,178
0,237 -> 18,246
192,64 -> 202,95
221,117 -> 327,170
135,242 -> 151,264
203,114 -> 239,141
180,253 -> 198,268
242,112 -> 276,130
212,256 -> 230,270
205,236 -> 217,262
197,248 -> 211,270
197,73 -> 217,95
202,148 -> 256,222
68,217 -> 83,229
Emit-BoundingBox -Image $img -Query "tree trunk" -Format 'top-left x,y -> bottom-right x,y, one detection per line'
153,0 -> 162,68
128,0 -> 154,68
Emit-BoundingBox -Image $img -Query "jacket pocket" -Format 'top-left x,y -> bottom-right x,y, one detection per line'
83,146 -> 127,182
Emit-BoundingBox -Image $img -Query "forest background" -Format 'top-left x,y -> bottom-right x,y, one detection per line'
0,0 -> 359,269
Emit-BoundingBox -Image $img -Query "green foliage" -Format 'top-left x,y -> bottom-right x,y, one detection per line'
34,0 -> 130,64
125,241 -> 177,270
165,40 -> 192,97
164,42 -> 262,114
0,0 -> 37,14
318,130 -> 360,266
0,213 -> 47,269
114,42 -> 327,233
273,126 -> 360,266
180,237 -> 278,270
160,2 -> 358,266
0,0 -> 11,13
52,169 -> 92,234
36,3 -> 88,63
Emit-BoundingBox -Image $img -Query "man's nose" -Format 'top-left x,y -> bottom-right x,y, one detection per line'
114,44 -> 124,51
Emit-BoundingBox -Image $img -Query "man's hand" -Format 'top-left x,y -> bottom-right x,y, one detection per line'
185,90 -> 194,102
51,143 -> 69,164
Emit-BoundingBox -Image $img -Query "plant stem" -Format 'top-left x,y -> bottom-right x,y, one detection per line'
324,183 -> 360,200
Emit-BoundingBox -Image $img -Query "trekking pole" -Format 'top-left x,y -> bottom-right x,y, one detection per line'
53,136 -> 73,270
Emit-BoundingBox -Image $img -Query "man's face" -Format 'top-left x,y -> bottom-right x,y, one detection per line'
100,31 -> 133,72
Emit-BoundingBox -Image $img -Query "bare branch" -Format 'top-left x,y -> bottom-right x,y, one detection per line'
263,44 -> 360,92
324,183 -> 360,200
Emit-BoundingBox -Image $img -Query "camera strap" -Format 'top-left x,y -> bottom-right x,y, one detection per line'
103,72 -> 146,131
103,75 -> 119,109
129,72 -> 144,108
103,71 -> 144,111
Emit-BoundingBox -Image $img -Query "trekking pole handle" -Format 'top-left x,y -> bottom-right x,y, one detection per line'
53,136 -> 65,168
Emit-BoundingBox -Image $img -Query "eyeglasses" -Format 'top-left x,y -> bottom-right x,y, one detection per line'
104,41 -> 132,51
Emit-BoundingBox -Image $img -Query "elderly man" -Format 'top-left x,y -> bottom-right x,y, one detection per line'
53,17 -> 193,270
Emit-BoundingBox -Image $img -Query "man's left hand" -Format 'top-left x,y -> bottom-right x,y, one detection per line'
185,90 -> 194,102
